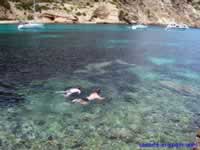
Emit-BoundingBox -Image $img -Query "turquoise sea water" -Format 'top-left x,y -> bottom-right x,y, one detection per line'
0,24 -> 200,149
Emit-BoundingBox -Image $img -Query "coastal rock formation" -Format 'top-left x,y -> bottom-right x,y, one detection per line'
90,5 -> 110,20
120,0 -> 200,26
0,3 -> 14,20
119,10 -> 138,24
39,13 -> 78,23
0,0 -> 200,27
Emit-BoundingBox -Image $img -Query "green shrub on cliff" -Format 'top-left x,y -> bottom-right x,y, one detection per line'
15,0 -> 50,11
0,0 -> 10,9
92,5 -> 110,19
192,0 -> 200,10
15,1 -> 33,10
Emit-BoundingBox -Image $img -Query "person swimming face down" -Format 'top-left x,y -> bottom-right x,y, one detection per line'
64,87 -> 81,98
87,88 -> 104,101
192,130 -> 200,150
72,88 -> 105,105
55,87 -> 81,98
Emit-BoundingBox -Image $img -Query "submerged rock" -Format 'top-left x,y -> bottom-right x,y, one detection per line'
0,80 -> 17,89
36,120 -> 46,126
0,82 -> 24,107
123,92 -> 139,104
160,81 -> 200,97
107,128 -> 133,142
149,57 -> 175,65
85,61 -> 112,73
47,135 -> 53,141
81,113 -> 96,122
76,59 -> 134,75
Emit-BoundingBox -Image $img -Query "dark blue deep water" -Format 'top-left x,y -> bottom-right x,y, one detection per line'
0,24 -> 200,149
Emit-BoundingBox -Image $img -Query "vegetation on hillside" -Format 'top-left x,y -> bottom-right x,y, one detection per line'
0,0 -> 10,9
1,0 -> 200,10
0,0 -> 200,26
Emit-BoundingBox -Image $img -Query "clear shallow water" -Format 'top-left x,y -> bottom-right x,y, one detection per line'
0,24 -> 200,149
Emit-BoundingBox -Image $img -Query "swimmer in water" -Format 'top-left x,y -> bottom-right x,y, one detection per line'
56,87 -> 81,98
87,88 -> 105,101
72,88 -> 105,105
193,129 -> 200,150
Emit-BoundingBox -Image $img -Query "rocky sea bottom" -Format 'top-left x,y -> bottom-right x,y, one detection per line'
0,59 -> 199,150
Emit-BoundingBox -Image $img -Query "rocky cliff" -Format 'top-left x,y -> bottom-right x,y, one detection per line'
0,0 -> 200,27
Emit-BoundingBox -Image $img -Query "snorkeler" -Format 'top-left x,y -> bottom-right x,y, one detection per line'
55,87 -> 81,98
72,88 -> 105,105
86,88 -> 105,101
193,130 -> 200,150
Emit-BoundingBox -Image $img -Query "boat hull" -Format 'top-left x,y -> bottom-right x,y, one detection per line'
18,23 -> 44,30
131,25 -> 148,30
165,24 -> 189,31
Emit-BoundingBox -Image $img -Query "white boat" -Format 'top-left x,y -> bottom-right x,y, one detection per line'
165,23 -> 189,30
131,24 -> 148,30
18,0 -> 44,30
18,23 -> 44,30
178,24 -> 189,29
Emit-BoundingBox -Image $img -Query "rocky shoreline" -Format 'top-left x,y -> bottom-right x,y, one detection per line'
1,0 -> 200,28
0,20 -> 199,29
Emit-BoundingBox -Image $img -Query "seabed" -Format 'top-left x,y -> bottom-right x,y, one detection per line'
0,58 -> 199,150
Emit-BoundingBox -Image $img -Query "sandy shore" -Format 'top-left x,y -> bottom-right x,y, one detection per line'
0,20 -> 19,24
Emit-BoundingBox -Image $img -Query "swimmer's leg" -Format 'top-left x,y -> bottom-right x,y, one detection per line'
72,99 -> 89,105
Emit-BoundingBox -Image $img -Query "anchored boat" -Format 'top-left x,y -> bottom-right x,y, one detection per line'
131,24 -> 148,30
165,23 -> 189,30
18,0 -> 44,30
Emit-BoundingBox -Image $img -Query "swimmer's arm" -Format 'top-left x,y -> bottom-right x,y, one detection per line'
55,91 -> 66,94
96,96 -> 105,100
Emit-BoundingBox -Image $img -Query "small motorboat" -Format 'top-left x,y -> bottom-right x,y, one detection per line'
131,24 -> 148,30
18,22 -> 44,30
178,24 -> 189,30
17,0 -> 44,30
165,23 -> 189,30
